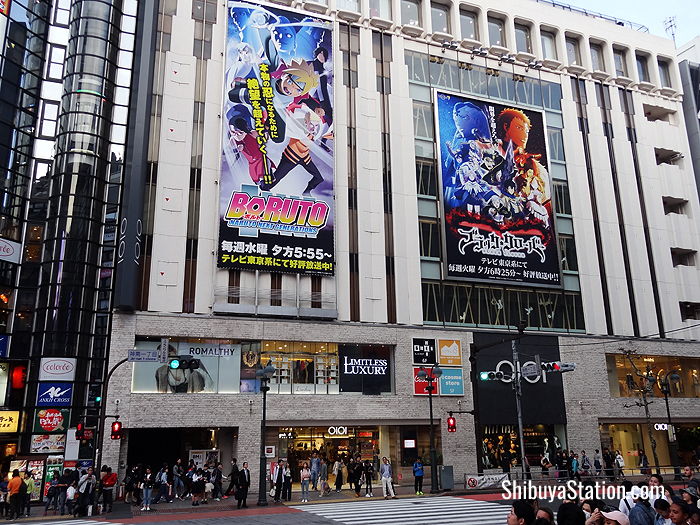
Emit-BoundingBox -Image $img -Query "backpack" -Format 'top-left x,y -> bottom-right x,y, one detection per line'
582,456 -> 591,470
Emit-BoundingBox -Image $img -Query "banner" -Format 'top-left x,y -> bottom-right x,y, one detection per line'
436,91 -> 561,287
34,409 -> 70,434
465,473 -> 508,490
219,1 -> 334,275
339,345 -> 392,395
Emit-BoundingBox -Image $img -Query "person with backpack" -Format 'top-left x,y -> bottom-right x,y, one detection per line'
615,450 -> 626,480
412,457 -> 425,496
7,470 -> 23,520
581,450 -> 591,477
153,464 -> 171,504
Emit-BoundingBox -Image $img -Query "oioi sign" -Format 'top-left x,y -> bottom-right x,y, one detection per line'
493,359 -> 548,384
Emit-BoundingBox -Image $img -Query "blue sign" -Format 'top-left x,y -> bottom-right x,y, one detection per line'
37,382 -> 73,407
0,335 -> 8,358
439,368 -> 465,396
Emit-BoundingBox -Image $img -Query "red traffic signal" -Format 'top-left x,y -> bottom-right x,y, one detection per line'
110,420 -> 123,440
447,416 -> 456,432
75,422 -> 85,440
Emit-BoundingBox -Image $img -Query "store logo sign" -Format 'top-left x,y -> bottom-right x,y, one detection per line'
0,238 -> 21,264
342,357 -> 387,375
39,358 -> 77,381
654,423 -> 668,431
494,359 -> 546,384
37,382 -> 73,406
327,426 -> 347,435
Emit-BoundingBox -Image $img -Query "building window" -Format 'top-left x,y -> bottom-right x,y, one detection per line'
553,182 -> 572,216
369,0 -> 391,19
431,3 -> 450,34
662,197 -> 687,215
658,60 -> 672,87
270,273 -> 282,306
419,220 -> 440,258
401,0 -> 421,26
590,43 -> 605,71
613,49 -> 627,77
671,249 -> 696,267
487,17 -> 505,47
565,37 -> 580,65
416,157 -> 438,196
680,303 -> 700,321
540,30 -> 557,60
514,24 -> 531,53
263,341 -> 340,395
337,0 -> 359,12
636,55 -> 650,82
606,353 -> 700,397
558,235 -> 578,272
460,10 -> 478,40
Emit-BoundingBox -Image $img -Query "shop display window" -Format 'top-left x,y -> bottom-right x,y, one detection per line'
262,341 -> 339,395
606,354 -> 700,398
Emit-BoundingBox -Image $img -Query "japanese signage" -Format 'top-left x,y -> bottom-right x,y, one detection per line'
219,1 -> 335,275
438,339 -> 462,367
412,338 -> 437,365
36,382 -> 73,407
436,91 -> 561,287
339,345 -> 392,395
413,367 -> 440,396
439,368 -> 465,396
0,410 -> 19,432
33,409 -> 70,434
30,434 -> 66,454
39,357 -> 77,381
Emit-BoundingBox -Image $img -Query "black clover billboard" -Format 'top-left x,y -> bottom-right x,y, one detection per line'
219,1 -> 334,275
436,91 -> 561,287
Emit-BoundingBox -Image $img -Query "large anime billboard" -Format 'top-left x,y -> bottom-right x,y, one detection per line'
436,91 -> 561,287
219,2 -> 334,275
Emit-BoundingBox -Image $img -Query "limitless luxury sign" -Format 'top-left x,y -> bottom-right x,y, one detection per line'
342,357 -> 388,375
338,345 -> 392,395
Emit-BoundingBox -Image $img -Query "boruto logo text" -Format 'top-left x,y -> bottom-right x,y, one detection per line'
219,1 -> 335,276
436,92 -> 561,287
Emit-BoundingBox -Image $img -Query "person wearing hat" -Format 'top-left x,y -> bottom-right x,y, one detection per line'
602,510 -> 631,525
679,487 -> 699,508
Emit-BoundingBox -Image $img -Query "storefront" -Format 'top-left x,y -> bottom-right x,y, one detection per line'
480,423 -> 568,470
606,354 -> 700,398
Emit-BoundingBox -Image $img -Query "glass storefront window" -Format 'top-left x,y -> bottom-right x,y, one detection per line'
262,341 -> 339,395
606,354 -> 700,398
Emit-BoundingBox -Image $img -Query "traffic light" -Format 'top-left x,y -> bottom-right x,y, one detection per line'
75,422 -> 85,440
168,357 -> 200,370
110,420 -> 123,440
447,415 -> 456,432
479,370 -> 506,381
541,361 -> 576,373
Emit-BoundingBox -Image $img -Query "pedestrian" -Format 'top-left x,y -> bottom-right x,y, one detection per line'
191,468 -> 205,506
300,462 -> 311,503
571,454 -> 581,482
604,448 -> 615,481
319,458 -> 330,497
615,450 -> 626,480
272,460 -> 284,503
65,481 -> 77,516
363,459 -> 374,498
334,458 -> 344,493
139,467 -> 154,512
282,461 -> 292,501
57,468 -> 72,515
0,473 -> 8,518
629,492 -> 656,525
581,451 -> 591,477
536,506 -> 555,523
639,450 -> 651,476
124,465 -> 140,505
413,457 -> 424,496
100,467 -> 117,513
679,487 -> 699,507
310,452 -> 320,491
211,462 -> 224,501
172,459 -> 184,500
352,456 -> 363,497
601,509 -> 631,525
557,501 -> 586,525
43,471 -> 59,515
76,467 -> 97,517
224,458 -> 239,498
594,449 -> 603,477
668,502 -> 691,525
153,463 -> 171,504
654,498 -> 672,525
6,470 -> 23,520
379,457 -> 397,500
541,455 -> 551,477
508,499 -> 536,525
236,462 -> 250,509
21,471 -> 33,517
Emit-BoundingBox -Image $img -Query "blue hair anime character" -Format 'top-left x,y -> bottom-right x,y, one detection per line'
453,101 -> 491,143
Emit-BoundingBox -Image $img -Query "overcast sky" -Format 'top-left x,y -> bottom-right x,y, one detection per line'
564,0 -> 698,48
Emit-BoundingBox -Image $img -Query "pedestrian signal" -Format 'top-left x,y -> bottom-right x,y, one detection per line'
110,420 -> 123,440
447,416 -> 456,432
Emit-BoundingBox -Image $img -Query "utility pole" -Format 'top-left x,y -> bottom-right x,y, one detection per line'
512,337 -> 527,480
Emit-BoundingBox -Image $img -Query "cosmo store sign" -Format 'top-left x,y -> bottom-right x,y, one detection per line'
342,357 -> 388,376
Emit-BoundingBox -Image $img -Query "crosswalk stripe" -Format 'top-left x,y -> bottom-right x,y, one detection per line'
42,521 -> 121,525
292,496 -> 511,525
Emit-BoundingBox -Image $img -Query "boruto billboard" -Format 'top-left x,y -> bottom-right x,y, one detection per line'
219,1 -> 335,275
436,91 -> 561,287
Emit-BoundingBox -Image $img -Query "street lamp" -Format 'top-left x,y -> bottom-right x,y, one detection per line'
256,362 -> 276,506
658,370 -> 681,480
417,364 -> 443,494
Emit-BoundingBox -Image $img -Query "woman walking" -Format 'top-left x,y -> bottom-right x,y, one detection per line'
334,459 -> 344,493
191,469 -> 205,507
300,463 -> 311,503
282,462 -> 292,502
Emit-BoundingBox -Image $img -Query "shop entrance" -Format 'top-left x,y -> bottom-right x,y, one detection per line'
127,427 -> 237,469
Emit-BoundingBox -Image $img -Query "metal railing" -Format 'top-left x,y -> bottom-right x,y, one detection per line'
534,0 -> 649,32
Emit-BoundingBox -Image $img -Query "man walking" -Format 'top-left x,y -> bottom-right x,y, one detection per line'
236,462 -> 250,509
380,457 -> 397,500
224,458 -> 239,498
319,458 -> 329,497
310,452 -> 320,491
172,459 -> 184,499
272,460 -> 285,503
211,463 -> 224,501
7,470 -> 23,520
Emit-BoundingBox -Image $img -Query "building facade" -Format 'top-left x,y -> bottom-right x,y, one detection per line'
1,0 -> 700,494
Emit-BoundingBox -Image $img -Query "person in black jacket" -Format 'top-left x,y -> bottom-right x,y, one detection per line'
362,460 -> 374,498
236,462 -> 250,509
211,463 -> 224,501
224,459 -> 239,498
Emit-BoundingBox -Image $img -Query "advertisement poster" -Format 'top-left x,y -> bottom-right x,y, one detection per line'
219,1 -> 335,275
43,456 -> 63,498
412,338 -> 436,365
33,409 -> 70,434
439,368 -> 465,396
27,460 -> 44,501
413,366 -> 440,396
438,339 -> 462,367
36,382 -> 73,407
338,345 -> 391,395
30,434 -> 66,454
436,91 -> 561,287
0,410 -> 19,433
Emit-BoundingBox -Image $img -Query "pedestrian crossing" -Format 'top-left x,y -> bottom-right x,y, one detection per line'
291,496 -> 512,524
40,520 -> 121,525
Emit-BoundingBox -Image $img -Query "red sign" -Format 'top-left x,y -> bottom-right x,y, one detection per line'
413,367 -> 440,396
34,409 -> 69,433
357,431 -> 373,438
